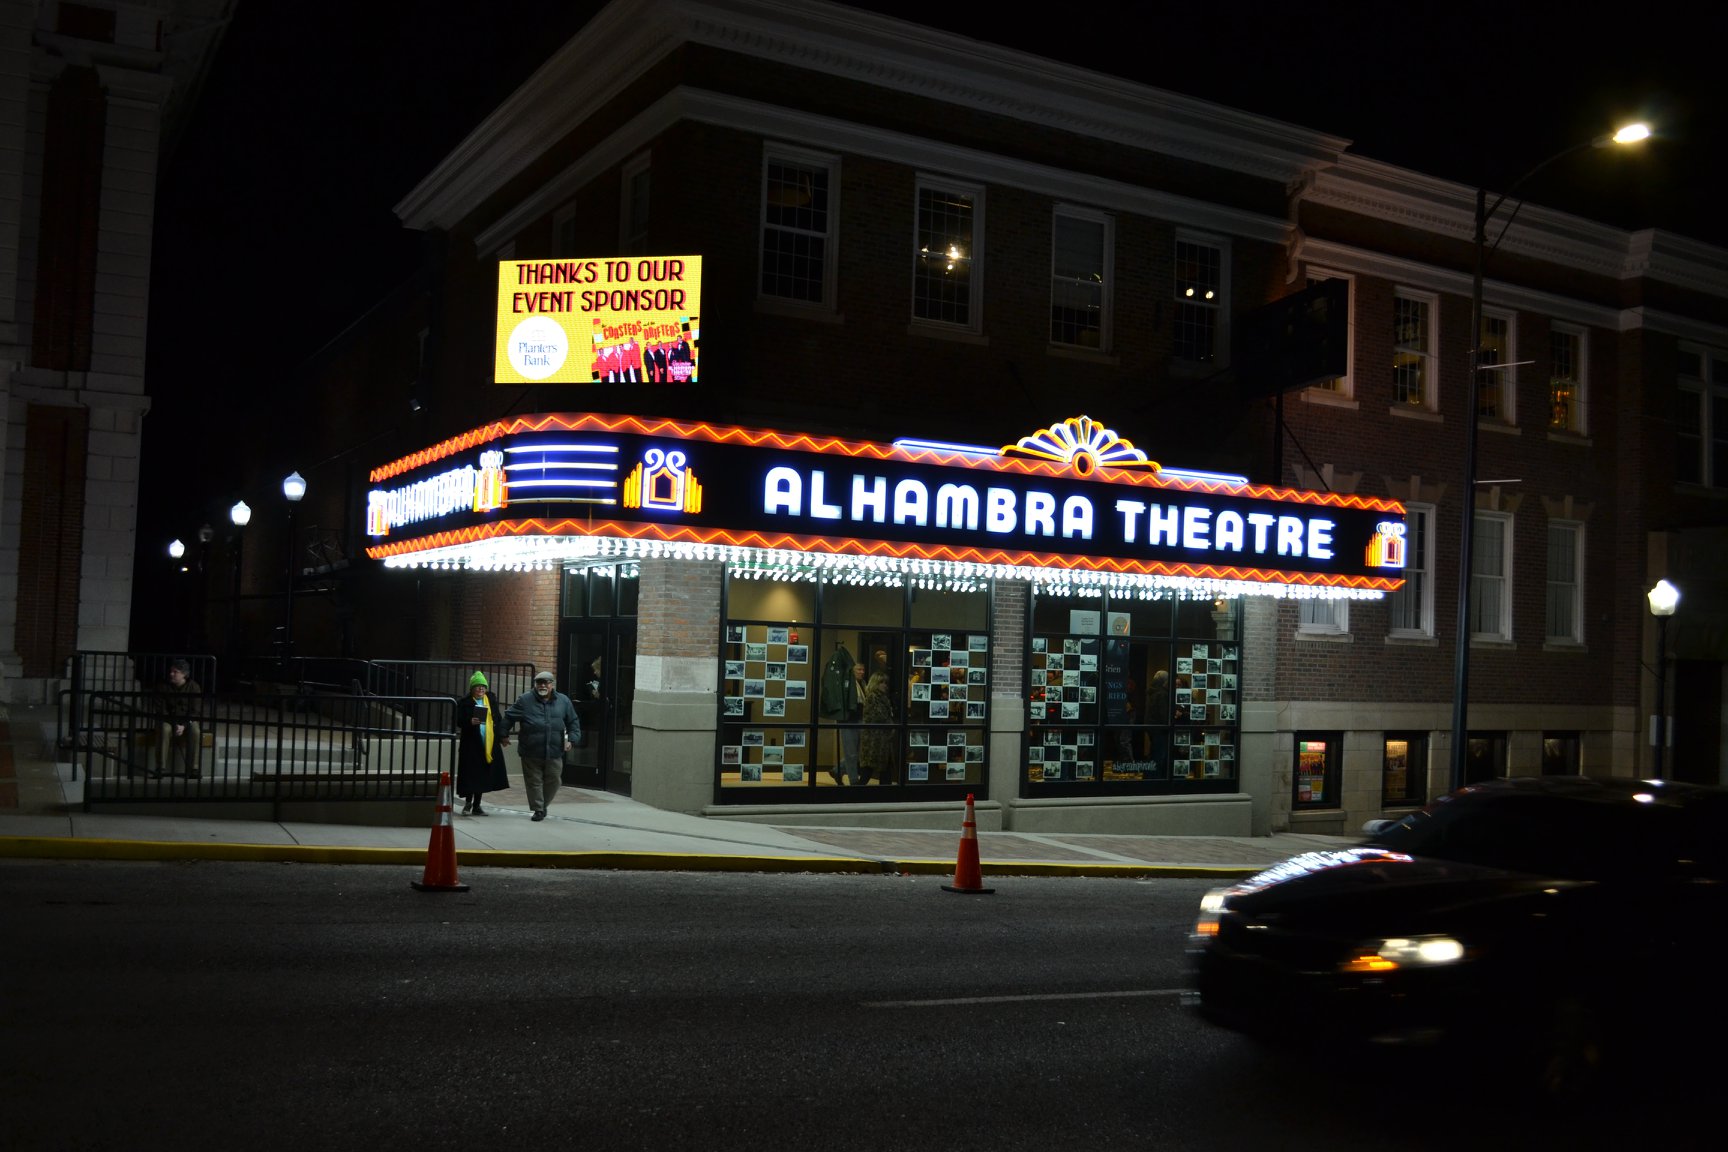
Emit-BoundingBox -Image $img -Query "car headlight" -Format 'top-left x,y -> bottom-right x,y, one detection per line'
1192,887 -> 1233,941
1339,935 -> 1467,973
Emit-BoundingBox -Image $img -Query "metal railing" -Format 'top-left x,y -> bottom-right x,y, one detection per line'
60,652 -> 535,803
77,689 -> 456,812
363,660 -> 538,711
60,651 -> 222,775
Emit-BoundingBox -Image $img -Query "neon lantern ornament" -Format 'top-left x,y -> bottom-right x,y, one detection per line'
623,447 -> 704,513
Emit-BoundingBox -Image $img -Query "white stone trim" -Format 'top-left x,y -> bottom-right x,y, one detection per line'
404,0 -> 1344,234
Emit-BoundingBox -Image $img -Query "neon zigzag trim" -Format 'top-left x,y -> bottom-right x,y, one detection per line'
366,518 -> 1405,591
367,412 -> 1403,514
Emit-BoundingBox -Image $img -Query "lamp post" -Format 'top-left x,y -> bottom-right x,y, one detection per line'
229,500 -> 251,667
197,524 -> 214,654
168,539 -> 189,650
1647,579 -> 1680,780
281,471 -> 307,661
1448,123 -> 1651,792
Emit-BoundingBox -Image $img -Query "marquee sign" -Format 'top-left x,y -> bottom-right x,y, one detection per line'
366,414 -> 1404,595
494,257 -> 700,385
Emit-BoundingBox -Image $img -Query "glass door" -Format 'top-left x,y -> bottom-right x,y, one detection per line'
559,563 -> 638,794
563,628 -> 608,790
607,626 -> 636,794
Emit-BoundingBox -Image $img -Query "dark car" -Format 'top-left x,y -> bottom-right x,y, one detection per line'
1189,776 -> 1728,1100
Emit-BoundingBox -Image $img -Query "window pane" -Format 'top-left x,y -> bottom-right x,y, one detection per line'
1174,240 -> 1220,362
761,160 -> 829,303
1549,328 -> 1581,430
1470,516 -> 1504,637
1393,296 -> 1429,405
1676,388 -> 1704,484
1546,523 -> 1578,641
915,187 -> 974,325
1387,507 -> 1428,633
1478,314 -> 1509,418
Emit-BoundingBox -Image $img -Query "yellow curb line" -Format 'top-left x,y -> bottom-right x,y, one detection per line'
0,836 -> 1262,878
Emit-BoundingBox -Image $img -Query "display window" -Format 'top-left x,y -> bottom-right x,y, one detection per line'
1027,591 -> 1237,795
1294,733 -> 1341,809
1382,732 -> 1427,805
717,573 -> 989,796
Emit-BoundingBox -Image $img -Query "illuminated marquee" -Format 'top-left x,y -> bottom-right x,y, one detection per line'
366,414 -> 1405,599
494,257 -> 700,385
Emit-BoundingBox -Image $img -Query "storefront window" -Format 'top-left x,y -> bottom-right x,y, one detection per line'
718,573 -> 988,796
1028,591 -> 1236,794
1294,734 -> 1340,809
1541,732 -> 1580,776
1466,732 -> 1506,784
1382,732 -> 1426,806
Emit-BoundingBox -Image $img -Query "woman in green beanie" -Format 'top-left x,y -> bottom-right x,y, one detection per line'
455,670 -> 510,814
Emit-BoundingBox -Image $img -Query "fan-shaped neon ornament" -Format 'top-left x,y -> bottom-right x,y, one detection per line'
1001,415 -> 1158,477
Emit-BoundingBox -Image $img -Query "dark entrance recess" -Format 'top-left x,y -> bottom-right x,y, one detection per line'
559,564 -> 637,795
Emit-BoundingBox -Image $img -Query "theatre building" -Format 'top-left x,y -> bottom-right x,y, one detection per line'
366,411 -> 1403,834
259,0 -> 1728,836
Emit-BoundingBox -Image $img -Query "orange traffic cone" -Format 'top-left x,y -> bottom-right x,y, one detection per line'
411,771 -> 469,892
942,793 -> 994,895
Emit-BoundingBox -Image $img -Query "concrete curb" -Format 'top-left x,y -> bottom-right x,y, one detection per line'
0,835 -> 1263,878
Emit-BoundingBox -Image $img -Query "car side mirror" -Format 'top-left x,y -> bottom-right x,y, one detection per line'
1361,818 -> 1395,837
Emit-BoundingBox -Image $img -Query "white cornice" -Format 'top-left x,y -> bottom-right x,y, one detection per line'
1300,237 -> 1728,343
1624,307 -> 1728,346
398,0 -> 1346,232
1306,156 -> 1728,294
1296,237 -> 1625,330
472,87 -> 1290,255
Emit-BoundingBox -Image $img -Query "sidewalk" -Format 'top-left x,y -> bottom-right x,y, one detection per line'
0,702 -> 1355,879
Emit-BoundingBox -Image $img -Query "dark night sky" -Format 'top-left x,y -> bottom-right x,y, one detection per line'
137,0 -> 1724,600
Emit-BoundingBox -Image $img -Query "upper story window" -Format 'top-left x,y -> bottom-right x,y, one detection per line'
1303,272 -> 1353,396
1549,323 -> 1588,433
1174,234 -> 1226,364
1675,345 -> 1728,488
1470,511 -> 1513,642
552,201 -> 578,258
760,146 -> 838,309
1477,308 -> 1515,422
1387,503 -> 1434,637
913,177 -> 983,330
1545,520 -> 1583,644
1393,290 -> 1436,410
1050,207 -> 1111,350
620,153 -> 650,255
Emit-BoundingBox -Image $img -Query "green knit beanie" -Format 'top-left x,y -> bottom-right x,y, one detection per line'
468,671 -> 488,688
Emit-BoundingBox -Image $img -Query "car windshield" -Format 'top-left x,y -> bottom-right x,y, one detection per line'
1366,790 -> 1702,880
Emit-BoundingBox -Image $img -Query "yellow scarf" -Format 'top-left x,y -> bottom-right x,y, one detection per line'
478,695 -> 495,763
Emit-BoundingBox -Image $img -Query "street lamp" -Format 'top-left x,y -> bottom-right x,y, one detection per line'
168,538 -> 186,561
1647,579 -> 1680,780
281,472 -> 307,660
1448,122 -> 1651,792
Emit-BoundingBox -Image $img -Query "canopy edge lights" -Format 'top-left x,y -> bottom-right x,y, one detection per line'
382,534 -> 1383,600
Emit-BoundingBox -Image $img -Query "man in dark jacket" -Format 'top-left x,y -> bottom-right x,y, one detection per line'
506,670 -> 580,821
154,658 -> 203,779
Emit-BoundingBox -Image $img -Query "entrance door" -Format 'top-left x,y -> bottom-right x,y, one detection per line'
561,623 -> 637,794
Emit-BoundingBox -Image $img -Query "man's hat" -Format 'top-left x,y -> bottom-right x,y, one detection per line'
534,670 -> 555,683
468,671 -> 488,688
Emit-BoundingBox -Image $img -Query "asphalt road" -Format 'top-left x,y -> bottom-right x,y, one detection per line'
0,861 -> 1698,1151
